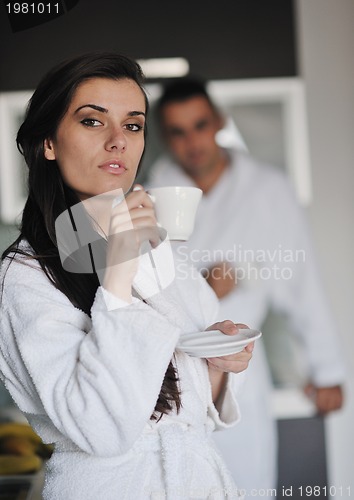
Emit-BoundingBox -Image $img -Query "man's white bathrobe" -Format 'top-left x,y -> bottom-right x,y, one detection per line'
0,242 -> 245,500
147,150 -> 345,494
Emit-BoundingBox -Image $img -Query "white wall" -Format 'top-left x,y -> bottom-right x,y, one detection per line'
296,0 -> 354,496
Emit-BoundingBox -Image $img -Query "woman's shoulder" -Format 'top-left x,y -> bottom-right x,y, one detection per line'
1,239 -> 46,289
0,240 -> 81,316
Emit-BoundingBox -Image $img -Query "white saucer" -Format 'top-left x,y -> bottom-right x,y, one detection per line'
177,328 -> 262,358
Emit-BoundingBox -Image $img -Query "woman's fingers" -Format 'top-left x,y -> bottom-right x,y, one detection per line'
134,225 -> 161,249
102,185 -> 159,299
207,348 -> 253,374
108,186 -> 159,250
126,185 -> 155,210
208,348 -> 253,363
244,341 -> 255,353
206,320 -> 250,336
206,320 -> 238,336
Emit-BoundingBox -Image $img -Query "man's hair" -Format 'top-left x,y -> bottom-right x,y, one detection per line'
156,77 -> 217,121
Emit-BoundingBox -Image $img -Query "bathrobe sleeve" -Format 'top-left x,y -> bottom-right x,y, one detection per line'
192,270 -> 243,430
0,258 -> 180,457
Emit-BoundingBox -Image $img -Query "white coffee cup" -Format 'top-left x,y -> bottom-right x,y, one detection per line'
147,186 -> 202,241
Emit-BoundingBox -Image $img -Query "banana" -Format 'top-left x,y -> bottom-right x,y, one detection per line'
0,454 -> 42,475
0,423 -> 54,461
0,436 -> 38,456
0,423 -> 42,444
36,441 -> 54,459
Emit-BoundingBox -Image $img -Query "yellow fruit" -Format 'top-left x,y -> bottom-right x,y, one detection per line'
36,441 -> 54,459
0,436 -> 37,456
0,423 -> 54,461
0,423 -> 42,444
0,454 -> 42,475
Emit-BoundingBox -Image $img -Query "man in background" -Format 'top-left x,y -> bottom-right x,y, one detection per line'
147,78 -> 344,494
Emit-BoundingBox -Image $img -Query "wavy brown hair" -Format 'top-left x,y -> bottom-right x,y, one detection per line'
2,52 -> 181,421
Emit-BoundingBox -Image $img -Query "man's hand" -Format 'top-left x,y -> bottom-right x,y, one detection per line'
204,262 -> 236,299
304,384 -> 344,414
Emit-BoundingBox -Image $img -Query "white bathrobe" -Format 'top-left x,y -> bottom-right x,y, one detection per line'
147,150 -> 345,494
0,242 -> 244,500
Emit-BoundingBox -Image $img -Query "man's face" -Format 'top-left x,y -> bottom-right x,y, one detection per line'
160,96 -> 222,178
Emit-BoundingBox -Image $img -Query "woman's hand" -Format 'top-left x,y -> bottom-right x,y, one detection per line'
102,185 -> 160,302
206,320 -> 254,373
205,321 -> 254,404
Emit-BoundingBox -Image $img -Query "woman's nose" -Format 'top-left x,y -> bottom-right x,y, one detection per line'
104,126 -> 127,152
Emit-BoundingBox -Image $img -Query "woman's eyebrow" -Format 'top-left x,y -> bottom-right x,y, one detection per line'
74,106 -> 145,117
128,111 -> 146,118
75,104 -> 108,114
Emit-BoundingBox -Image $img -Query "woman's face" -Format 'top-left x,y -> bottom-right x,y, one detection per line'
44,77 -> 146,200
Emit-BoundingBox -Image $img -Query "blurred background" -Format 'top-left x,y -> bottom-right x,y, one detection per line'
0,0 -> 353,497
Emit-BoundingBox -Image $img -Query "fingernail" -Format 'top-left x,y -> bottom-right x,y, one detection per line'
133,185 -> 144,191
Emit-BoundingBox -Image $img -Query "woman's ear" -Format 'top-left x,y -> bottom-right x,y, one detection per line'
44,138 -> 56,161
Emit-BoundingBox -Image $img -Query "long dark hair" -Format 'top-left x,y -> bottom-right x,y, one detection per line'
2,52 -> 181,420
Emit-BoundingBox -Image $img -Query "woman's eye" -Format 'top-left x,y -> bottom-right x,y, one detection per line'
80,118 -> 102,127
125,123 -> 144,132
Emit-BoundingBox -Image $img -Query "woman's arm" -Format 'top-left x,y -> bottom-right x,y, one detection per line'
0,259 -> 180,458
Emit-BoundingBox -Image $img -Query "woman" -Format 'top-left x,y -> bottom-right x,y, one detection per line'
0,53 -> 253,499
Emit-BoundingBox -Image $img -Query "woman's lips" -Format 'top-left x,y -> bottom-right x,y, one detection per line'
99,160 -> 127,175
